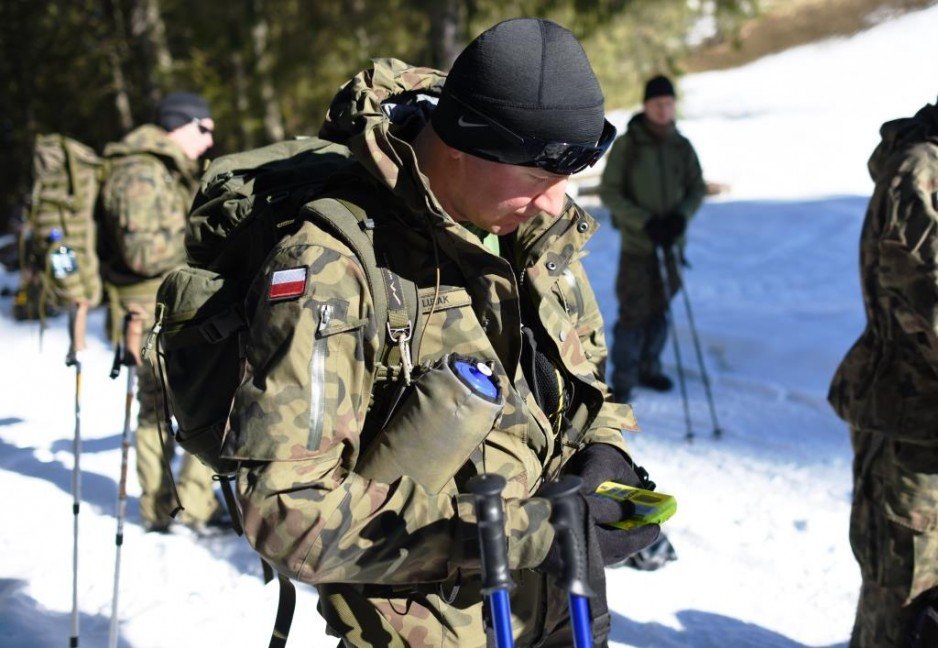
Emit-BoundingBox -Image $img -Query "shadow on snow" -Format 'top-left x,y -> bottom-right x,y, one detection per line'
0,578 -> 129,647
610,608 -> 847,648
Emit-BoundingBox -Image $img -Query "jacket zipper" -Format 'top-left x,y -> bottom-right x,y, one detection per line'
308,303 -> 332,450
657,142 -> 669,215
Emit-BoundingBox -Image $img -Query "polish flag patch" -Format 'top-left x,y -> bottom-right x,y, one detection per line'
268,267 -> 308,301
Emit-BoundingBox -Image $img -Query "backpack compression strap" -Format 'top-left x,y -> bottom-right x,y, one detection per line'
260,559 -> 296,648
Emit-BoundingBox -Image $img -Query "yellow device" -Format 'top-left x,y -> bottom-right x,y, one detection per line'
595,481 -> 677,530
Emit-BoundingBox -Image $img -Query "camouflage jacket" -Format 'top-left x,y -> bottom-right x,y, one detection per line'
599,112 -> 706,256
228,59 -> 639,589
829,100 -> 938,443
99,125 -> 199,289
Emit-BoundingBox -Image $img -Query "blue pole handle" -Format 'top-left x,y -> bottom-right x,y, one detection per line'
540,476 -> 595,647
468,473 -> 515,648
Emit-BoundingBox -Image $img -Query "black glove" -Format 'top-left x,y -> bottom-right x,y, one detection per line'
561,443 -> 660,566
563,442 -> 655,493
534,452 -> 659,645
644,212 -> 686,249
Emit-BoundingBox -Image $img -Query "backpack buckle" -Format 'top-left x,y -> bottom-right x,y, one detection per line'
199,309 -> 243,344
387,321 -> 414,385
200,319 -> 227,344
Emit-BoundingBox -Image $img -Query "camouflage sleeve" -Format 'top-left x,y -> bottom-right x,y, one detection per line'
878,142 -> 938,369
565,258 -> 636,451
599,135 -> 653,233
243,462 -> 554,584
235,222 -> 554,585
101,157 -> 187,277
675,138 -> 707,221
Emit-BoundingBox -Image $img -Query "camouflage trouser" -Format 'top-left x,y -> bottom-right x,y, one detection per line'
610,251 -> 681,396
849,427 -> 938,648
317,568 -> 611,647
107,283 -> 218,528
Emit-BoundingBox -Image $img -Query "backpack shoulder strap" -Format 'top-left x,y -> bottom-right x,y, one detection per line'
304,196 -> 420,383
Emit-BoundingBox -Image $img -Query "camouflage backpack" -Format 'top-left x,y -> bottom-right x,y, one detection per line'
15,134 -> 105,320
146,134 -> 418,489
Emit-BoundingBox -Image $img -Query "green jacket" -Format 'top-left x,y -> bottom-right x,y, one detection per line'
828,101 -> 938,444
228,59 -> 639,644
599,113 -> 706,255
99,125 -> 199,290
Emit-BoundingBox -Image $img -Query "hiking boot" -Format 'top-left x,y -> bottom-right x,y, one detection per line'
638,372 -> 673,392
611,534 -> 678,571
185,506 -> 234,537
144,520 -> 172,534
205,505 -> 233,529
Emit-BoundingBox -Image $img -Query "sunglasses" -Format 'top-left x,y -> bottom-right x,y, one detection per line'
191,118 -> 214,135
447,93 -> 616,176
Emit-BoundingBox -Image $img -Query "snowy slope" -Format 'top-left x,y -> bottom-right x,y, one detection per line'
2,6 -> 937,646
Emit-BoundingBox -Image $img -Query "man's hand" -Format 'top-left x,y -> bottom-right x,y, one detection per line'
536,443 -> 660,572
563,442 -> 653,493
644,212 -> 686,248
561,443 -> 660,565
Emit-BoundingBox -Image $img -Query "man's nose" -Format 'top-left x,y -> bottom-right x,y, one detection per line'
532,177 -> 568,216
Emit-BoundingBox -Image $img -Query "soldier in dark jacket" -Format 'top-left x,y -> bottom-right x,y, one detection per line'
599,75 -> 706,402
829,98 -> 938,648
99,92 -> 220,532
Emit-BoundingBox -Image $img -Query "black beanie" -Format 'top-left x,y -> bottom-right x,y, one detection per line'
643,75 -> 675,102
431,18 -> 605,159
156,92 -> 212,132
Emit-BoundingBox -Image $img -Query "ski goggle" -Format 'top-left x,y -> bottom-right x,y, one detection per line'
447,93 -> 616,176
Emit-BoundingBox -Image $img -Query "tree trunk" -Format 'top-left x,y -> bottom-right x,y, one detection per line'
231,51 -> 254,148
429,0 -> 464,70
251,0 -> 284,142
106,0 -> 135,131
0,1 -> 34,217
108,47 -> 135,132
129,0 -> 174,113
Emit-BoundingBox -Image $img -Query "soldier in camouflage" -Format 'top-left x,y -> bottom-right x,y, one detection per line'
227,19 -> 660,647
829,97 -> 938,647
98,92 -> 220,532
598,75 -> 707,402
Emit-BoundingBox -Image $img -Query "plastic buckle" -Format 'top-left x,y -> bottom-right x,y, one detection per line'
199,317 -> 228,344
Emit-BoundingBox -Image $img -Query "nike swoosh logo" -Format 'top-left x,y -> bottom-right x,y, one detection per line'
457,116 -> 488,128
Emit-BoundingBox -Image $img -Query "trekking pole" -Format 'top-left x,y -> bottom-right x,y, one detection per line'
540,476 -> 594,648
467,473 -> 515,648
108,313 -> 138,648
65,300 -> 88,648
655,246 -> 693,442
672,261 -> 724,438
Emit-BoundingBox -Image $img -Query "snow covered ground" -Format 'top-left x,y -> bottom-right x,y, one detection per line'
2,6 -> 937,646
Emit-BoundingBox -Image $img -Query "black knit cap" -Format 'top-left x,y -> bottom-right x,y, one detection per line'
431,18 -> 606,161
643,75 -> 675,102
156,92 -> 212,132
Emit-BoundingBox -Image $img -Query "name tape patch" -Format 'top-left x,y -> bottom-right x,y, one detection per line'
268,267 -> 308,301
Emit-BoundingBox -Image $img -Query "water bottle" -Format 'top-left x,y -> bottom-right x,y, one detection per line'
451,357 -> 500,401
48,228 -> 78,279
